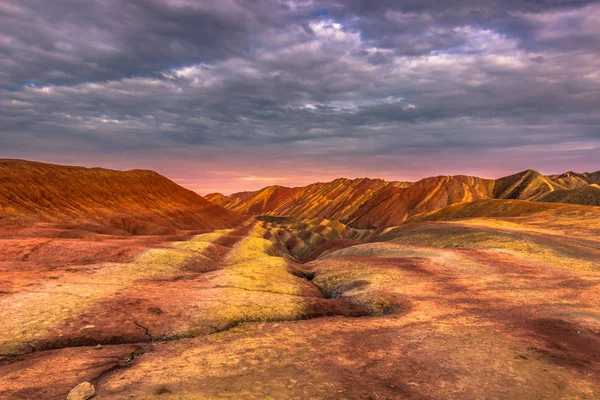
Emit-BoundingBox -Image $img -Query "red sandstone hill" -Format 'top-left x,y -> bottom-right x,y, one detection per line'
206,169 -> 600,229
347,175 -> 494,228
208,178 -> 411,222
0,159 -> 240,234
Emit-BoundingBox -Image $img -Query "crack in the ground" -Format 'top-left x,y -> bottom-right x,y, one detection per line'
133,321 -> 153,341
88,344 -> 150,393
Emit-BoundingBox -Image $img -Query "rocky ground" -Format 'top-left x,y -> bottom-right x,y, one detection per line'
1,206 -> 599,399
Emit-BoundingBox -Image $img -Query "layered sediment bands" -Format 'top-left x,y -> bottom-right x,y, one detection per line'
255,216 -> 373,262
2,202 -> 600,399
0,221 -> 370,359
3,160 -> 600,399
207,178 -> 410,221
348,175 -> 495,228
0,228 -> 241,356
548,171 -> 594,189
87,217 -> 600,399
208,169 -> 600,229
493,169 -> 564,200
0,159 -> 240,233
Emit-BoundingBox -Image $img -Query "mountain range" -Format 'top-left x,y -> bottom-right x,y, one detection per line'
1,159 -> 598,233
206,169 -> 600,228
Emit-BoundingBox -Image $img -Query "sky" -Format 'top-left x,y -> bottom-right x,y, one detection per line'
1,0 -> 599,195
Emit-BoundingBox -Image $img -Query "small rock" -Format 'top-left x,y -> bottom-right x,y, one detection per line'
95,344 -> 102,350
66,382 -> 95,400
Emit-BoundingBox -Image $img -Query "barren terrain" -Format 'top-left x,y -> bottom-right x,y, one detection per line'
1,202 -> 599,399
1,161 -> 599,399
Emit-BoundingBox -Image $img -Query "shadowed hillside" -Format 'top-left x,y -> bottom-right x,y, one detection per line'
540,184 -> 600,206
493,169 -> 563,200
0,159 -> 240,234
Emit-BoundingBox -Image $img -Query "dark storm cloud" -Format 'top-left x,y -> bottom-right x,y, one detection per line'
0,0 -> 296,86
1,0 -> 599,190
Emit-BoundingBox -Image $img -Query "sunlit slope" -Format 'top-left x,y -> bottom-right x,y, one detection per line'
267,178 -> 410,221
496,169 -> 600,205
0,221 -> 364,358
0,159 -> 240,233
203,192 -> 229,207
549,170 -> 600,188
406,198 -> 581,222
208,169 -> 600,229
207,178 -> 410,220
378,199 -> 600,271
227,185 -> 300,215
549,171 -> 593,189
348,175 -> 495,228
406,198 -> 600,235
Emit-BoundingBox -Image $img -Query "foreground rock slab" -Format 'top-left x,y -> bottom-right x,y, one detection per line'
66,382 -> 95,400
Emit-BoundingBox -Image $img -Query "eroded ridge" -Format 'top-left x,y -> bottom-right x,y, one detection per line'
0,220 -> 373,361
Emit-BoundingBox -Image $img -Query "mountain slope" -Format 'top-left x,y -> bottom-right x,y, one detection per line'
208,178 -> 411,221
225,185 -> 301,215
0,159 -> 240,234
548,171 -> 591,189
348,175 -> 495,228
267,178 -> 410,221
208,175 -> 499,228
203,192 -> 229,207
208,168 -> 600,229
404,198 -> 596,224
540,184 -> 600,206
493,169 -> 565,201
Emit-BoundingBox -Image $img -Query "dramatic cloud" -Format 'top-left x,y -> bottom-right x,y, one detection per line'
1,0 -> 599,193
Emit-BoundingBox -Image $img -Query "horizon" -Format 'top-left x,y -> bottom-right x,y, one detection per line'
1,1 -> 599,194
4,157 -> 597,196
